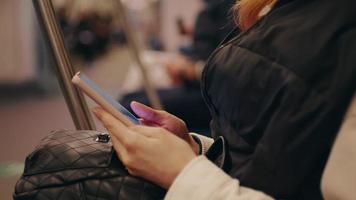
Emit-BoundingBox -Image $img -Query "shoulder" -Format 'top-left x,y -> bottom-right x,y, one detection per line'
225,0 -> 356,90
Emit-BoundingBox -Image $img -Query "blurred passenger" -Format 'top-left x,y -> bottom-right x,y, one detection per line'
121,0 -> 237,133
70,13 -> 113,63
94,0 -> 356,199
55,2 -> 124,65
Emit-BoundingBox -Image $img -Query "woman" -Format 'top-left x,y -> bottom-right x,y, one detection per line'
93,0 -> 356,199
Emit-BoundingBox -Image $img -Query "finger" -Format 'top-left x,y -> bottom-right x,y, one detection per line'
130,101 -> 165,123
92,107 -> 125,129
139,119 -> 159,127
92,107 -> 140,146
91,106 -> 101,113
110,134 -> 140,173
110,133 -> 127,161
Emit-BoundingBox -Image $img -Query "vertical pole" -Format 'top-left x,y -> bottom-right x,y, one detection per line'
113,0 -> 163,110
32,0 -> 96,130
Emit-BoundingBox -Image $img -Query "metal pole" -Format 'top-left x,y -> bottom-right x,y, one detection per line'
113,0 -> 163,110
32,0 -> 96,130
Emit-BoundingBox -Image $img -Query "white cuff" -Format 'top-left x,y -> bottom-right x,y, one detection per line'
189,133 -> 214,154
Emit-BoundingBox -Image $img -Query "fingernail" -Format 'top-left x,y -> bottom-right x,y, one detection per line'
130,101 -> 141,111
130,101 -> 139,107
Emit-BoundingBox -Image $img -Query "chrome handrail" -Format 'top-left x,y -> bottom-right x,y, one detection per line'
113,0 -> 163,110
32,0 -> 96,130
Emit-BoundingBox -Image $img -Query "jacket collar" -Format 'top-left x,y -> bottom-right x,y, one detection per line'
274,0 -> 297,8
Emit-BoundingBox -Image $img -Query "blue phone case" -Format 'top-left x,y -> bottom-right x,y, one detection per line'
79,73 -> 140,125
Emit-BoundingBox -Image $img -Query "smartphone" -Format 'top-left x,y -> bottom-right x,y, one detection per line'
72,71 -> 140,126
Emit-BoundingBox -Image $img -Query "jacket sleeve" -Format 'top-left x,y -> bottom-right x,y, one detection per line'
164,156 -> 273,200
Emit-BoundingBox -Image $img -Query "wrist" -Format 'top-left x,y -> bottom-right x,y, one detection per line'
162,145 -> 197,189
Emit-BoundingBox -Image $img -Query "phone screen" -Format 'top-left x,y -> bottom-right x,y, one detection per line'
79,73 -> 140,125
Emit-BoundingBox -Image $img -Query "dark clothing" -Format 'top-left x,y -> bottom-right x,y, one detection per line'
188,0 -> 236,60
202,0 -> 356,199
121,0 -> 236,132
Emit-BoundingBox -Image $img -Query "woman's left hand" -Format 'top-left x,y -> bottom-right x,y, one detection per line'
92,107 -> 197,189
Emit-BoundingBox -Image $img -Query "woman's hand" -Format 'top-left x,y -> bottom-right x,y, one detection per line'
130,101 -> 200,154
92,107 -> 197,189
165,56 -> 196,85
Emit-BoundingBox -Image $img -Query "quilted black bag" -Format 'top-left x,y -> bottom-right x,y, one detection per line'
13,130 -> 166,200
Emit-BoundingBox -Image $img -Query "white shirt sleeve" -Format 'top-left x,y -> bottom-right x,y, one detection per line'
165,156 -> 274,200
321,96 -> 356,200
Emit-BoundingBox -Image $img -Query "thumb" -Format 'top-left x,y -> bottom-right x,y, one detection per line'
130,101 -> 165,123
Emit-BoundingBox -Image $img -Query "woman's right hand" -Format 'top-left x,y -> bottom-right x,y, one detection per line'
130,101 -> 200,154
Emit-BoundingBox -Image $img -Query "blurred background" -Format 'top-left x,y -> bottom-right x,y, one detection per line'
0,0 -> 235,198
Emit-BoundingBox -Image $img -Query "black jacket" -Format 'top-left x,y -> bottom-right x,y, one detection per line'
201,0 -> 356,199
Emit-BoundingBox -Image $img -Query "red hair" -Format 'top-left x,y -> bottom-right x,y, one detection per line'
234,0 -> 277,30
